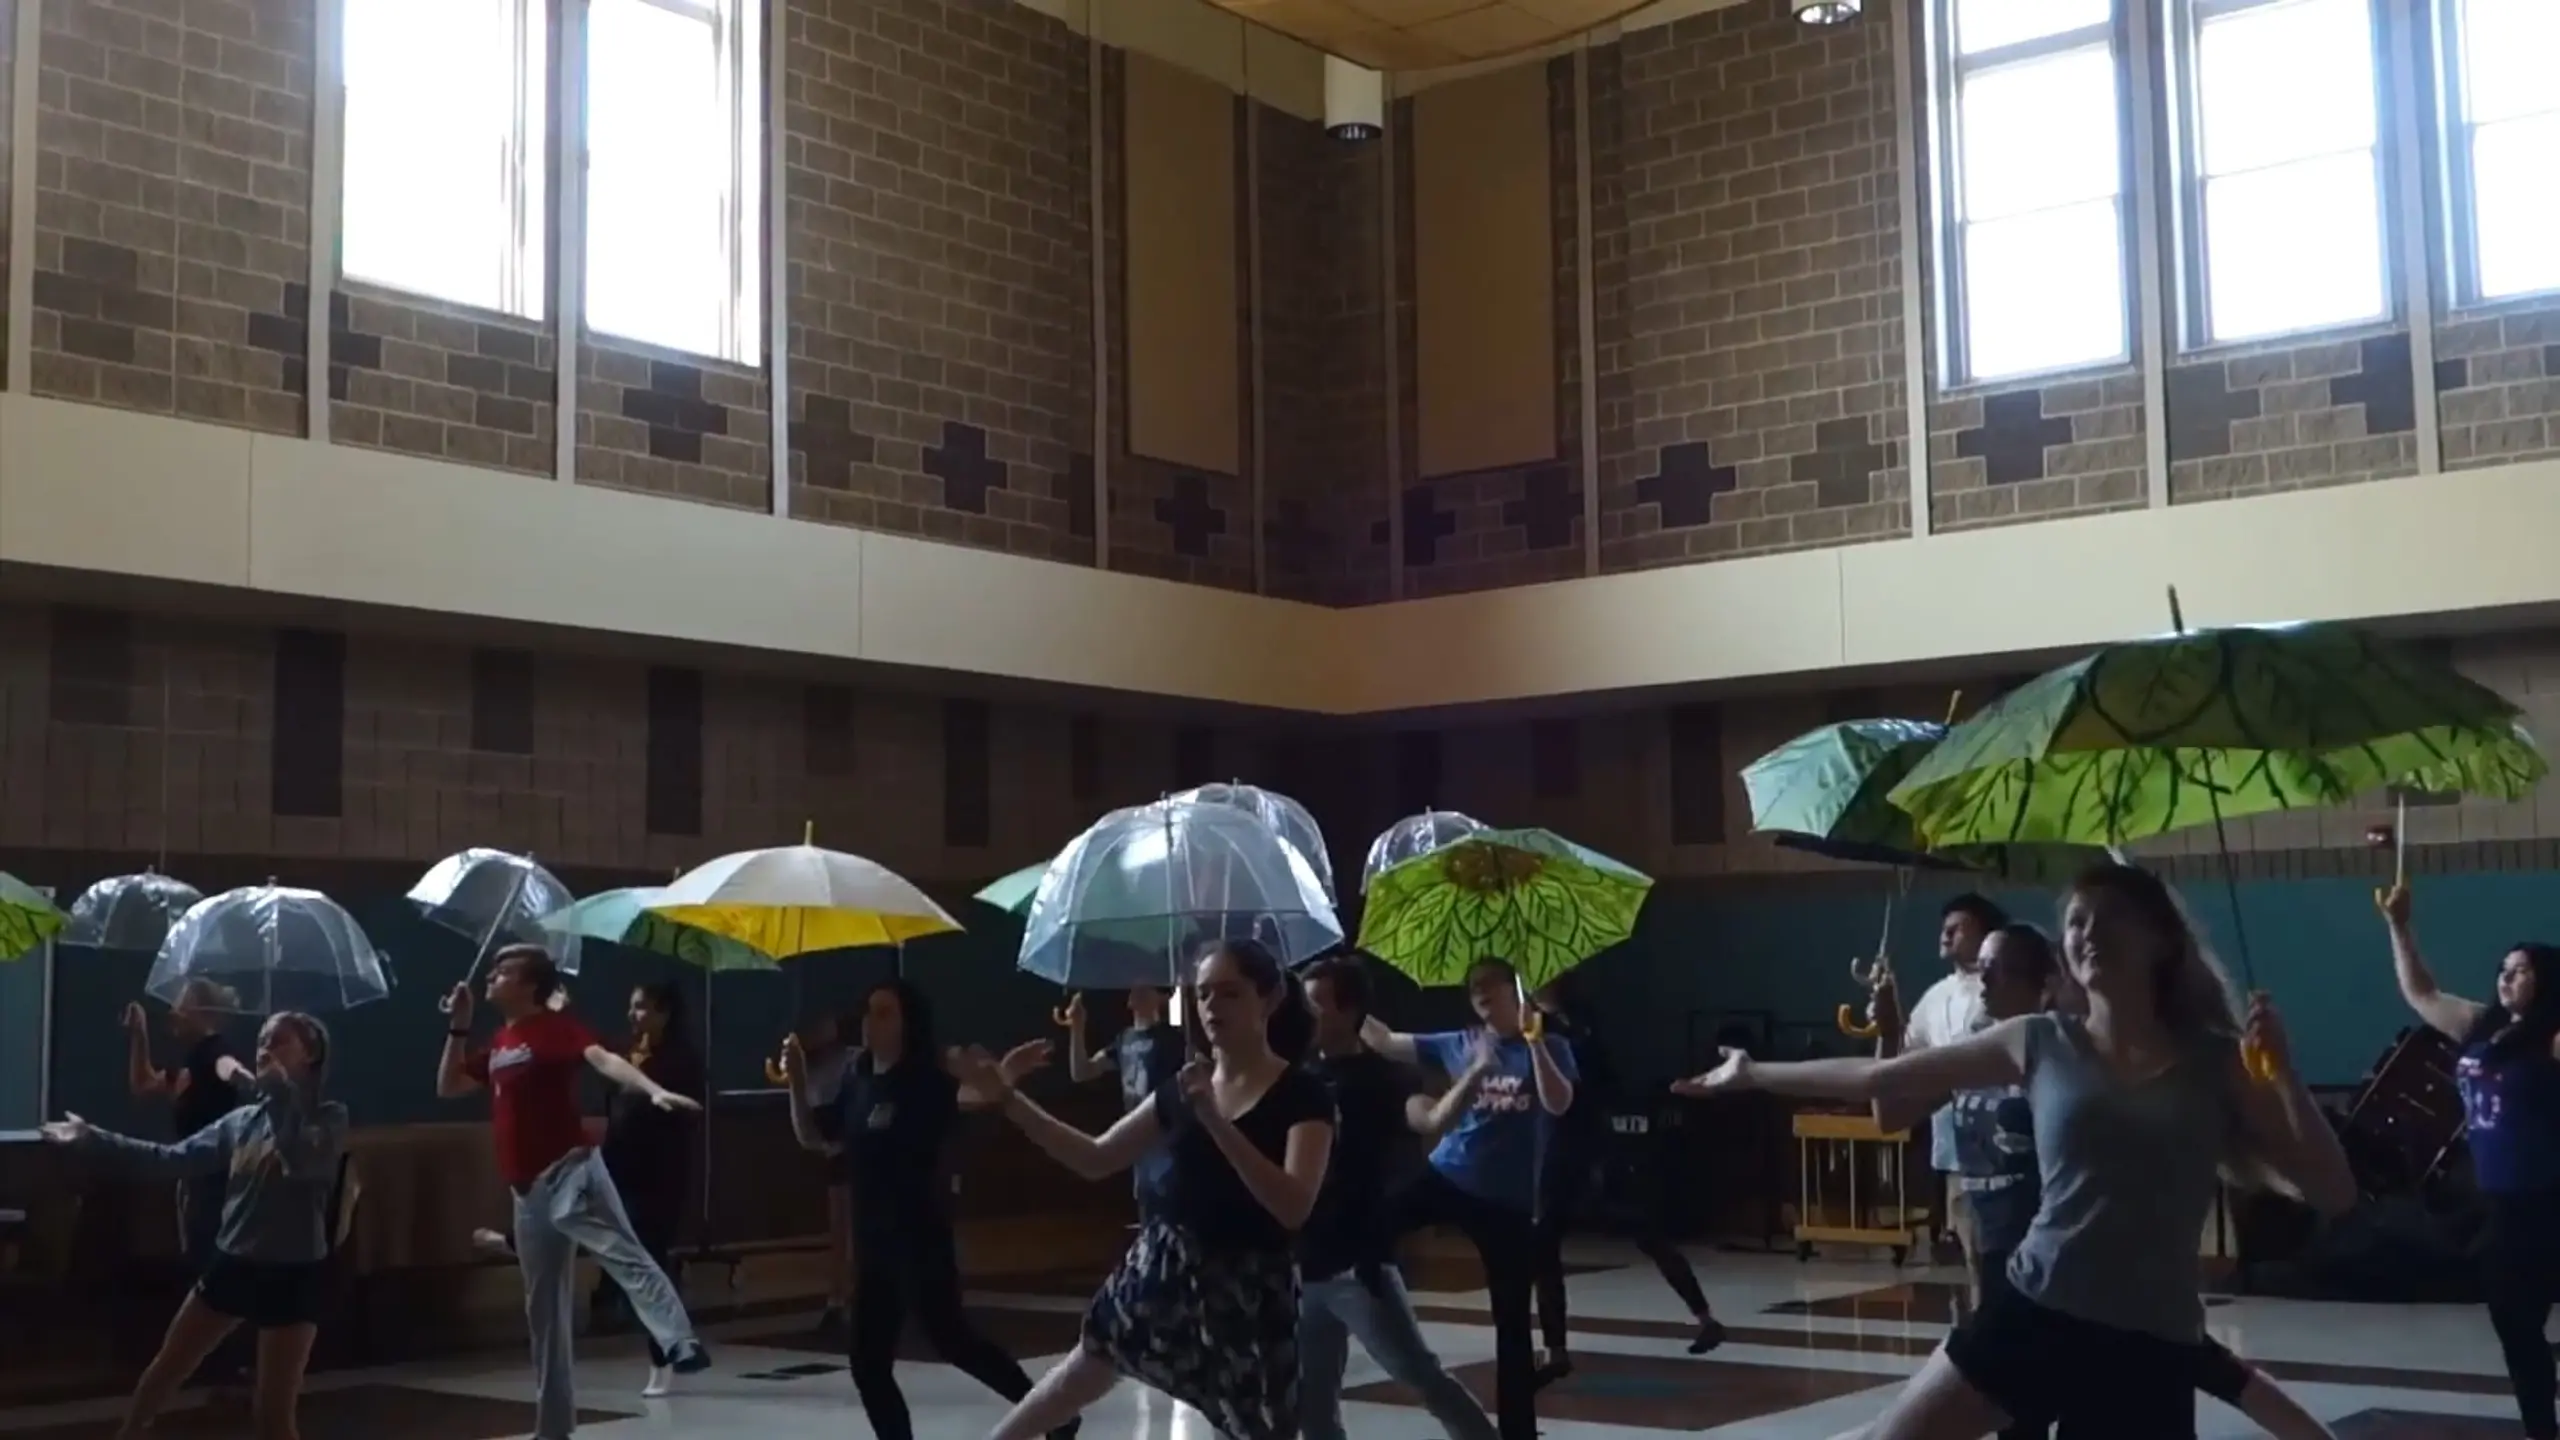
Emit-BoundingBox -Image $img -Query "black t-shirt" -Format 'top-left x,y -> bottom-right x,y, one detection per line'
836,1051 -> 961,1241
1138,1065 -> 1334,1254
169,1032 -> 243,1140
1116,1025 -> 1183,1111
1543,1013 -> 1619,1153
604,1044 -> 705,1184
1299,1048 -> 1425,1281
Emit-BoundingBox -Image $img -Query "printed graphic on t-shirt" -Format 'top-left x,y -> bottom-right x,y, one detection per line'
1470,1069 -> 1539,1117
2459,1052 -> 2503,1133
487,1043 -> 537,1077
1947,1085 -> 2036,1187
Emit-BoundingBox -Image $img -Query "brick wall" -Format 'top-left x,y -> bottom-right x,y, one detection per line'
577,339 -> 771,510
31,0 -> 310,434
1597,1 -> 1908,571
327,287 -> 556,475
2437,301 -> 2560,471
782,0 -> 1091,564
1927,374 -> 2147,530
2165,330 -> 2420,504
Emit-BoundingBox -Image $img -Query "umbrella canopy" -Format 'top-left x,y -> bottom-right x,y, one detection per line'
64,871 -> 201,953
1744,719 -> 2092,880
541,888 -> 779,973
408,849 -> 583,975
1019,800 -> 1341,989
974,862 -> 1049,916
1172,783 -> 1336,903
147,884 -> 391,1015
1888,621 -> 2547,849
649,841 -> 960,960
0,872 -> 67,961
1359,828 -> 1652,990
1360,810 -> 1487,894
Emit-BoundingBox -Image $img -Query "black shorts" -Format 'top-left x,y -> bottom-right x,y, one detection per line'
196,1255 -> 328,1330
1944,1278 -> 2200,1439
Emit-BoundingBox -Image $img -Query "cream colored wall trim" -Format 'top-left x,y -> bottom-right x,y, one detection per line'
6,397 -> 2560,716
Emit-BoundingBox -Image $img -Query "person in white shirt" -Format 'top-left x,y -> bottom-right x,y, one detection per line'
1899,893 -> 2007,1280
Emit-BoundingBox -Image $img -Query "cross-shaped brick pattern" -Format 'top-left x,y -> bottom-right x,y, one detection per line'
1153,472 -> 1228,558
1372,486 -> 1458,568
794,396 -> 877,492
1793,419 -> 1887,506
2331,333 -> 2417,436
620,360 -> 731,465
1955,392 -> 2073,486
1062,453 -> 1095,539
1501,464 -> 1580,550
1635,442 -> 1737,529
2165,362 -> 2264,462
1266,499 -> 1326,576
925,421 -> 1009,515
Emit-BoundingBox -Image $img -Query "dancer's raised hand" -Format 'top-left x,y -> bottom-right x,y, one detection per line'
997,1039 -> 1054,1085
1177,1056 -> 1216,1112
2376,882 -> 2412,927
444,983 -> 475,1025
1670,1048 -> 1753,1098
945,1044 -> 1009,1097
121,1002 -> 147,1037
38,1113 -> 91,1145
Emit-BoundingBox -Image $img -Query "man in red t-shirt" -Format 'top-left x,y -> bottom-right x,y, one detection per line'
439,944 -> 709,1435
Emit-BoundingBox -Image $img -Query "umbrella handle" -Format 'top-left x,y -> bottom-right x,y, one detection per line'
438,866 -> 532,1014
1052,993 -> 1079,1028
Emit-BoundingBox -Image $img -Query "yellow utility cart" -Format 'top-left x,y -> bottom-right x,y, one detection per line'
1790,1110 -> 1923,1264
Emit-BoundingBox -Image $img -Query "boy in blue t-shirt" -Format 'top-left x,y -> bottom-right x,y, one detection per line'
1365,957 -> 1577,1440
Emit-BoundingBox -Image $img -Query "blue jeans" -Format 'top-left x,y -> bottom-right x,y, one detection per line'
513,1149 -> 696,1438
1299,1267 -> 1498,1440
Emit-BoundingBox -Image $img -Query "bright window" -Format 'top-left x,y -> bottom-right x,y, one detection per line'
1936,0 -> 2129,382
2179,0 -> 2387,343
341,0 -> 547,318
585,0 -> 764,364
2447,0 -> 2560,301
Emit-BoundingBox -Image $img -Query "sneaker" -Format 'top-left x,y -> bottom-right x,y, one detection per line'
1687,1315 -> 1727,1355
667,1340 -> 712,1375
1531,1355 -> 1574,1391
471,1228 -> 515,1260
642,1365 -> 673,1398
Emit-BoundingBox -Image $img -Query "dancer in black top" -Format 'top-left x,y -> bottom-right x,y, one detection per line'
599,982 -> 705,1397
784,979 -> 1066,1440
2381,883 -> 2560,1439
954,939 -> 1335,1440
1065,986 -> 1185,1112
1528,978 -> 1721,1385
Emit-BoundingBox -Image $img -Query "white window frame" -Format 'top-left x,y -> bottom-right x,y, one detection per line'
583,0 -> 765,366
1925,1 -> 2136,386
2165,0 -> 2396,348
338,0 -> 549,320
2436,0 -> 2560,307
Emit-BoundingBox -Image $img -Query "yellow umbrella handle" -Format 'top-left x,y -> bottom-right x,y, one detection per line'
1521,1009 -> 1544,1042
1837,1004 -> 1882,1040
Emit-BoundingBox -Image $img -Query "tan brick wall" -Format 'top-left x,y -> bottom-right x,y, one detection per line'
326,287 -> 557,475
2166,330 -> 2420,504
2436,302 -> 2560,471
782,0 -> 1093,566
1928,374 -> 2147,531
577,338 -> 771,510
1596,1 -> 1909,571
31,0 -> 311,434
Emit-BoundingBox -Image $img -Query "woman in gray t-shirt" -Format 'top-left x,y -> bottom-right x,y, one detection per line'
1678,863 -> 2357,1440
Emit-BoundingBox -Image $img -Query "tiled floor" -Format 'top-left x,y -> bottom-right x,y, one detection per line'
0,1244 -> 2542,1438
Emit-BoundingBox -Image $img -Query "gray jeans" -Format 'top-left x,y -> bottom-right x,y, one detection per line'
1299,1267 -> 1498,1440
513,1148 -> 694,1438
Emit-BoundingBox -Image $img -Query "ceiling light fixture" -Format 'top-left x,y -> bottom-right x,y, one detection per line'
1324,56 -> 1383,141
1793,0 -> 1863,23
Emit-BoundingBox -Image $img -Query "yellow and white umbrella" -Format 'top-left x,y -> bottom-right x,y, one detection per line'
645,826 -> 961,960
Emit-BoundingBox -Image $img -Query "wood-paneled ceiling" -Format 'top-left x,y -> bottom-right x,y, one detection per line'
1209,0 -> 1666,70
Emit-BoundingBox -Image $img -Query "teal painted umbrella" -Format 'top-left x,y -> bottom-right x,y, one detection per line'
973,863 -> 1048,916
540,887 -> 779,973
1743,717 -> 2092,882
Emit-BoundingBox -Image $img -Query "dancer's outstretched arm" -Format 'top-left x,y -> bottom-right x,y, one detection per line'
1675,1019 -> 2029,1111
956,1043 -> 1161,1180
2376,885 -> 2486,1041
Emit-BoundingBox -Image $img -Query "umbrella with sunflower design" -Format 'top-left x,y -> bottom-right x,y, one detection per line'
1356,827 -> 1652,994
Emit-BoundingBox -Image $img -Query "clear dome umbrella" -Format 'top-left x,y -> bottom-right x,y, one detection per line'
1172,782 -> 1336,904
64,871 -> 203,952
147,883 -> 392,1015
408,849 -> 581,1010
1019,799 -> 1342,993
1361,810 -> 1488,894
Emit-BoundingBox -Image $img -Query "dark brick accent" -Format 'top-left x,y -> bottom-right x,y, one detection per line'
1501,464 -> 1580,551
1530,717 -> 1579,799
1372,486 -> 1458,569
468,648 -> 536,755
60,237 -> 139,287
648,361 -> 706,400
1635,442 -> 1737,529
1063,453 -> 1095,539
1956,391 -> 2074,486
2436,357 -> 2469,392
2545,343 -> 2560,379
1795,419 -> 1888,507
2334,333 -> 2417,435
271,628 -> 346,821
478,325 -> 540,365
644,666 -> 704,838
1267,498 -> 1325,575
2165,361 -> 2263,462
621,387 -> 727,437
942,698 -> 991,849
475,394 -> 538,436
59,319 -> 136,365
804,684 -> 855,778
924,421 -> 1009,515
1153,472 -> 1227,558
794,396 -> 876,491
48,606 -> 134,728
645,426 -> 701,462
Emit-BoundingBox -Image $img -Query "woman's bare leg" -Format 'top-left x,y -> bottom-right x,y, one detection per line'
2236,1370 -> 2336,1440
251,1324 -> 319,1440
985,1347 -> 1119,1440
118,1295 -> 240,1439
1866,1348 -> 2016,1440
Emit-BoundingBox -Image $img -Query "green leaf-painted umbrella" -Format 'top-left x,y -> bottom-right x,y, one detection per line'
540,888 -> 780,973
0,872 -> 66,961
973,863 -> 1048,916
1886,617 -> 2546,852
1356,828 -> 1652,991
1744,718 -> 2094,882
